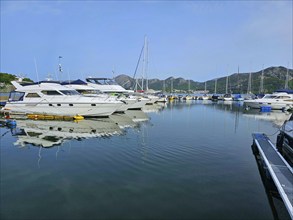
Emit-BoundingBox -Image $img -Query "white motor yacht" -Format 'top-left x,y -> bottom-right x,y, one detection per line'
2,81 -> 123,117
244,89 -> 293,110
61,80 -> 131,113
86,77 -> 149,110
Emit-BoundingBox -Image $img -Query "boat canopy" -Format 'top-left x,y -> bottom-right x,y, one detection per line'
19,81 -> 61,86
61,79 -> 87,85
275,89 -> 293,94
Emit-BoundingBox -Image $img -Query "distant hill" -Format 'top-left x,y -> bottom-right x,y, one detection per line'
115,66 -> 293,94
0,72 -> 33,92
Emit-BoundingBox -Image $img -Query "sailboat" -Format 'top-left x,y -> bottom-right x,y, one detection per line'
183,80 -> 193,100
211,78 -> 219,101
223,76 -> 233,101
233,67 -> 244,101
133,36 -> 159,104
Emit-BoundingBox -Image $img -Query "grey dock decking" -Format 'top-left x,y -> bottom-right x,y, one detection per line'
252,133 -> 293,219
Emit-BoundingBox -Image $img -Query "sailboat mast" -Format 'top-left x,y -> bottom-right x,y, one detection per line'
146,37 -> 149,91
247,72 -> 252,94
225,76 -> 228,94
214,78 -> 217,94
237,65 -> 240,93
260,65 -> 264,93
142,36 -> 147,91
285,64 -> 289,89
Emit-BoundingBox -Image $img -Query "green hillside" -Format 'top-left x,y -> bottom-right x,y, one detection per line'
115,66 -> 293,94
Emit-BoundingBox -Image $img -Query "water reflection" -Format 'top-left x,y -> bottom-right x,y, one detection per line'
1,100 -> 292,220
243,109 -> 291,127
7,110 -> 152,149
125,110 -> 149,122
164,99 -> 291,134
13,118 -> 122,148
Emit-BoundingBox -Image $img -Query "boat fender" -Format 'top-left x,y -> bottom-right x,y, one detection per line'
74,115 -> 84,120
6,120 -> 17,127
276,133 -> 284,152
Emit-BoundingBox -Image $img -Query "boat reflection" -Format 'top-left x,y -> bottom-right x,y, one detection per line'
125,110 -> 149,122
13,118 -> 122,148
142,103 -> 165,113
243,109 -> 291,127
109,113 -> 136,128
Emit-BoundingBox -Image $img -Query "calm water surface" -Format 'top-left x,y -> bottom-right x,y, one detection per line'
1,101 -> 291,220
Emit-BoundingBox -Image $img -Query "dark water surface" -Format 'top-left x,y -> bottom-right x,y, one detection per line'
1,101 -> 291,220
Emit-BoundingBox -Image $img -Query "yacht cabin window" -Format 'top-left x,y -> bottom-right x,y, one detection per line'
77,90 -> 102,95
25,93 -> 41,98
276,96 -> 290,99
60,90 -> 80,96
41,90 -> 62,95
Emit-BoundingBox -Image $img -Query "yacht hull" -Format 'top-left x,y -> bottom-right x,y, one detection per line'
244,100 -> 293,110
3,102 -> 123,117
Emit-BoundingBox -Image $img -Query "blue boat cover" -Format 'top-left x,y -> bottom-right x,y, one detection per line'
61,79 -> 87,85
275,89 -> 293,94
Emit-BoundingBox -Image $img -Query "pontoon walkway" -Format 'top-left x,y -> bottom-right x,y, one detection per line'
252,133 -> 293,219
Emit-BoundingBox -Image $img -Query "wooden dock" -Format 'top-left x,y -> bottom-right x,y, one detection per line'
252,133 -> 293,219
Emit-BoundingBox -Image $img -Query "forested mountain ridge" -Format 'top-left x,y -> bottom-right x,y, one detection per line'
1,66 -> 292,94
115,66 -> 293,94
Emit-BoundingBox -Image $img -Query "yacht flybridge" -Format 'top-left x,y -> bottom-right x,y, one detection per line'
86,78 -> 129,93
2,81 -> 124,117
86,77 -> 149,110
61,79 -> 133,113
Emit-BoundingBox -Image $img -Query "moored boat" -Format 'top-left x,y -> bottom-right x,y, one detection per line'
244,89 -> 293,110
86,77 -> 149,110
1,80 -> 123,117
223,93 -> 233,101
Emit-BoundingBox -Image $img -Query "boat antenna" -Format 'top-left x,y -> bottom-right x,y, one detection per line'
67,69 -> 71,84
34,57 -> 40,85
58,56 -> 63,82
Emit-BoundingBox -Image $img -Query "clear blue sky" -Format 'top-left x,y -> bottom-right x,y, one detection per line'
1,1 -> 292,82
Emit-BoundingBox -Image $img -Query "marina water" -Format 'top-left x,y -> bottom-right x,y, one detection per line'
1,100 -> 291,220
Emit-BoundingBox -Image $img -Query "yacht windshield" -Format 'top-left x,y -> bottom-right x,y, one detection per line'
9,91 -> 25,101
60,90 -> 80,96
87,78 -> 118,85
263,94 -> 277,99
